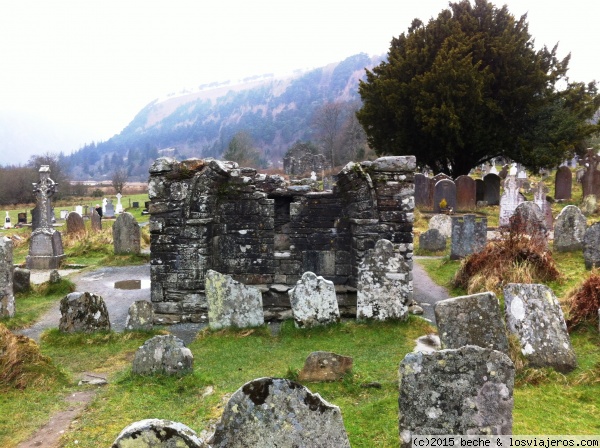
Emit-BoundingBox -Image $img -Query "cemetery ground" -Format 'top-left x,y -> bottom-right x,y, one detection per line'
0,177 -> 599,447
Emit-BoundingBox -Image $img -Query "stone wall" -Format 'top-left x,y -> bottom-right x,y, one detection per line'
148,156 -> 415,324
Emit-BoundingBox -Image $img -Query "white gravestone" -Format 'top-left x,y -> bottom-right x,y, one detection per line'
75,205 -> 83,216
115,193 -> 123,214
4,211 -> 11,229
102,197 -> 108,214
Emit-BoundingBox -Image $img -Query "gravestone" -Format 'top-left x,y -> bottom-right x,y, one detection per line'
434,292 -> 509,353
288,271 -> 340,328
17,212 -> 26,225
428,214 -> 452,238
26,166 -> 65,269
205,270 -> 264,329
432,173 -> 452,184
0,237 -> 15,317
414,173 -> 434,209
504,283 -> 577,373
59,292 -> 111,333
12,267 -> 31,294
483,173 -> 501,205
419,229 -> 446,252
554,205 -> 586,252
499,176 -> 523,227
398,345 -> 514,447
583,222 -> 600,269
533,181 -> 553,230
132,201 -> 139,208
450,214 -> 487,260
115,192 -> 123,214
579,148 -> 600,199
511,202 -> 547,247
211,378 -> 351,447
582,194 -> 597,216
112,212 -> 140,254
30,204 -> 53,231
3,211 -> 10,229
554,166 -> 572,200
66,211 -> 85,235
455,175 -> 476,210
475,179 -> 485,202
102,197 -> 107,214
104,199 -> 115,218
357,239 -> 411,321
298,351 -> 353,382
125,300 -> 154,331
60,210 -> 68,220
111,419 -> 204,448
90,209 -> 102,231
75,205 -> 83,216
132,335 -> 193,375
433,179 -> 457,212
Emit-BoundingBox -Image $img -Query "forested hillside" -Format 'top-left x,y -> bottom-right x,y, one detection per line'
66,53 -> 382,180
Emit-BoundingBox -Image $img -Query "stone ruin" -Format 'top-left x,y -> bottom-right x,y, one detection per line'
283,151 -> 331,176
148,156 -> 415,324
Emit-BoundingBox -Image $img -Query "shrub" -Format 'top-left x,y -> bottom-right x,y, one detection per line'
565,272 -> 600,329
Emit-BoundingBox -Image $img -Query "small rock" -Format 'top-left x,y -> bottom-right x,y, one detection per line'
298,351 -> 353,382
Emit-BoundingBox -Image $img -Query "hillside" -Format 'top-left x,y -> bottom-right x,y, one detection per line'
66,53 -> 383,180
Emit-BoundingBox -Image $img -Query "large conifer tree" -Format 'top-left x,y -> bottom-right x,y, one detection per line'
357,0 -> 598,176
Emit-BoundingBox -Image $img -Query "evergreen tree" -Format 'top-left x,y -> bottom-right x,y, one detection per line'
357,0 -> 599,176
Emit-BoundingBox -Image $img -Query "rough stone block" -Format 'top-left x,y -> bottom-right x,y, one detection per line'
289,271 -> 340,328
419,229 -> 446,252
111,419 -> 205,448
59,292 -> 111,333
299,351 -> 353,382
132,334 -> 193,375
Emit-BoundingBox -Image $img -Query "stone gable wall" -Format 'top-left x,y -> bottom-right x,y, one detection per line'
149,156 -> 415,323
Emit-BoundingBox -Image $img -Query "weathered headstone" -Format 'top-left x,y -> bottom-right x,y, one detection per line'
475,179 -> 485,202
504,283 -> 577,373
12,267 -> 30,294
26,166 -> 65,269
510,202 -> 547,247
450,214 -> 487,260
582,194 -> 597,216
59,292 -> 111,333
112,212 -> 140,254
357,239 -> 410,321
554,166 -> 572,200
125,300 -> 154,331
434,292 -> 509,353
66,211 -> 85,235
298,351 -> 353,382
17,212 -> 27,225
499,176 -> 524,227
398,345 -> 514,447
554,205 -> 586,252
111,419 -> 204,448
483,173 -> 501,205
49,269 -> 61,283
419,229 -> 446,252
132,334 -> 193,375
0,237 -> 15,317
428,214 -> 452,238
455,175 -> 476,210
288,271 -> 340,328
583,222 -> 600,269
205,270 -> 264,329
533,181 -> 553,230
90,209 -> 102,231
30,204 -> 53,231
432,173 -> 452,184
414,173 -> 434,209
211,378 -> 351,447
104,199 -> 115,218
579,148 -> 600,199
433,179 -> 457,212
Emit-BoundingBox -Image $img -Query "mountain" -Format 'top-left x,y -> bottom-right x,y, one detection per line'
65,53 -> 383,180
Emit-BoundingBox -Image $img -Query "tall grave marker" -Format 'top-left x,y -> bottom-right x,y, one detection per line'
554,166 -> 572,200
483,173 -> 501,205
26,166 -> 65,269
455,175 -> 476,210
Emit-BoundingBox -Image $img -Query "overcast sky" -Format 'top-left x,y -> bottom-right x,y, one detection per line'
0,0 -> 598,164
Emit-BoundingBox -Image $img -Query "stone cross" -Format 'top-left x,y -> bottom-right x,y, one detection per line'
32,165 -> 56,230
115,192 -> 123,214
102,197 -> 108,214
310,171 -> 317,181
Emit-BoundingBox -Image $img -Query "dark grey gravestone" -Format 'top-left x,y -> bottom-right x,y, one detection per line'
450,214 -> 487,260
17,212 -> 27,224
483,173 -> 501,205
90,209 -> 102,231
554,205 -> 586,252
30,205 -> 53,231
112,212 -> 140,254
66,211 -> 85,235
132,335 -> 193,375
125,300 -> 154,331
504,283 -> 577,373
0,237 -> 15,317
12,267 -> 31,294
455,175 -> 476,210
583,222 -> 600,269
59,292 -> 111,333
433,179 -> 457,212
112,419 -> 204,448
475,179 -> 485,202
419,229 -> 446,252
511,202 -> 547,247
435,292 -> 509,353
211,378 -> 351,447
398,346 -> 514,447
554,166 -> 572,200
414,173 -> 434,209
